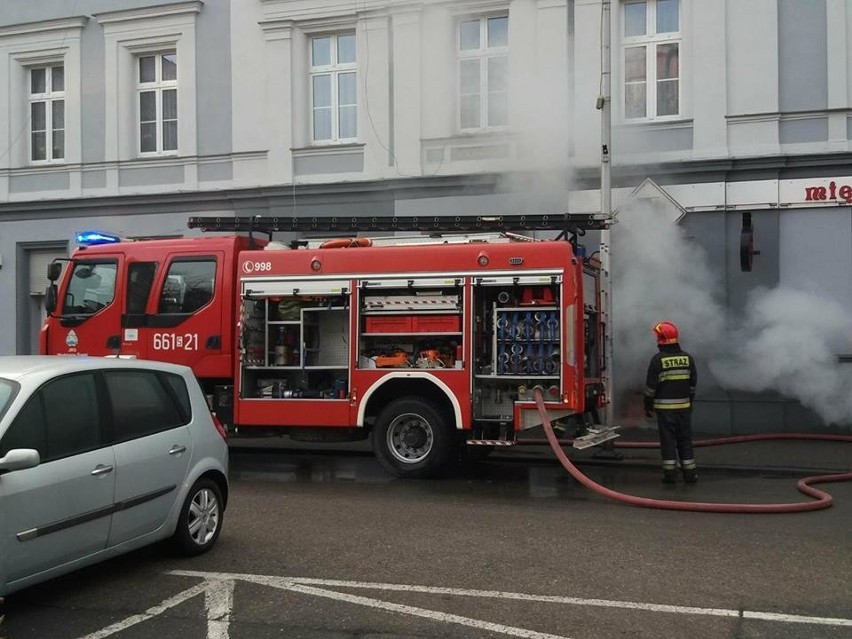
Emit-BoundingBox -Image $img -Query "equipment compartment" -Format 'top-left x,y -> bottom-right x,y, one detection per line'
358,280 -> 463,370
239,293 -> 350,400
470,279 -> 564,427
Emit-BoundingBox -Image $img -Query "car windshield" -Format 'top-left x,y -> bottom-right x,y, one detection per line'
63,261 -> 118,316
0,378 -> 19,422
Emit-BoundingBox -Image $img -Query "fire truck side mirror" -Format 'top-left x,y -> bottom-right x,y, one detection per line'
47,261 -> 63,282
44,284 -> 58,315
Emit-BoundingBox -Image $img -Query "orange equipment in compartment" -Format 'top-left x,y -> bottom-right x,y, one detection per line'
374,351 -> 411,367
519,287 -> 555,306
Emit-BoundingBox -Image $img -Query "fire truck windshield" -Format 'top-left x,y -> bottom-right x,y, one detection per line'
62,261 -> 118,316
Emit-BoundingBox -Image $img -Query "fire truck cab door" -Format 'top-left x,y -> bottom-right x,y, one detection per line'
139,253 -> 224,376
50,256 -> 123,357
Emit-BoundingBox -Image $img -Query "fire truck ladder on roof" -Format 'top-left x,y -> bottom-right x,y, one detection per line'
187,213 -> 611,236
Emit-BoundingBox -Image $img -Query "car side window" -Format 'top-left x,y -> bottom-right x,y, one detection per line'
0,379 -> 19,422
0,373 -> 101,461
43,373 -> 102,459
0,395 -> 48,458
105,370 -> 188,442
161,372 -> 192,422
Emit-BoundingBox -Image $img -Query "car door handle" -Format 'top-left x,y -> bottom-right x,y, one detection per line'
91,464 -> 114,477
169,445 -> 187,455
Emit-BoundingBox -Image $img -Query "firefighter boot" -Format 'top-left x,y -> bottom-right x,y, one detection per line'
681,459 -> 698,484
662,461 -> 678,484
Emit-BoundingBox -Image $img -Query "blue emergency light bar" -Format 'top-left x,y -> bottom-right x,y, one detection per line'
75,231 -> 122,246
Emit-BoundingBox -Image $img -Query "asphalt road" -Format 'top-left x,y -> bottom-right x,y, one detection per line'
3,442 -> 851,639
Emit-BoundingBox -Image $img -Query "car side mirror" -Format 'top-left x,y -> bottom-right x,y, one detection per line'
45,284 -> 58,315
47,261 -> 63,282
0,449 -> 40,473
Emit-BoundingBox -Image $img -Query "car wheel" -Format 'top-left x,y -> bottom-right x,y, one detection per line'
173,477 -> 223,556
372,397 -> 454,479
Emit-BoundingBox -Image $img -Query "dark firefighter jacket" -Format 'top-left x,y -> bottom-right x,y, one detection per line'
644,343 -> 697,412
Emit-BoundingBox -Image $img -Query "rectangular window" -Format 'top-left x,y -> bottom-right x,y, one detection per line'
310,33 -> 357,143
137,52 -> 178,154
158,259 -> 216,314
29,65 -> 65,162
457,16 -> 508,131
64,261 -> 118,316
1,373 -> 102,461
622,0 -> 680,120
105,370 -> 188,442
126,262 -> 158,314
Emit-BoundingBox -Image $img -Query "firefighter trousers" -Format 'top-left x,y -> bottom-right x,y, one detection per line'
657,410 -> 695,468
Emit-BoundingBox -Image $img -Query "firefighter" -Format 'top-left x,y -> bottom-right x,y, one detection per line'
644,321 -> 698,484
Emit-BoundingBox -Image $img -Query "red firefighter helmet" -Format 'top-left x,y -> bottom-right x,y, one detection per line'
653,321 -> 679,345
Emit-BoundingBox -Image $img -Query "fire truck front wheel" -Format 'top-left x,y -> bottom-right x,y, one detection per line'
372,397 -> 454,478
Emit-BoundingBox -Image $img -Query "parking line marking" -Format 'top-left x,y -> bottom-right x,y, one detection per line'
743,611 -> 852,626
205,578 -> 234,639
79,578 -> 234,639
171,571 -> 852,629
280,582 -> 571,639
79,581 -> 211,639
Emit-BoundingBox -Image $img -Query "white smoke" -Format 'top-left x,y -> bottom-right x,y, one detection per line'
611,199 -> 852,427
611,199 -> 724,398
712,287 -> 852,424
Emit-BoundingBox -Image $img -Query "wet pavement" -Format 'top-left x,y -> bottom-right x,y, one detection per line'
2,431 -> 851,639
230,425 -> 852,481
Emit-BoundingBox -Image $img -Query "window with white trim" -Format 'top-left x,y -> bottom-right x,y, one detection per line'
622,0 -> 680,120
457,16 -> 508,131
137,52 -> 177,154
310,33 -> 357,143
29,64 -> 65,162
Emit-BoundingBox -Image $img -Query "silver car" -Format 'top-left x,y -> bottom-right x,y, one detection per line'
0,356 -> 228,597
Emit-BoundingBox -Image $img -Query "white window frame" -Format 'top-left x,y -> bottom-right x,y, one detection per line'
457,15 -> 509,132
28,63 -> 65,163
621,0 -> 681,122
1,17 -> 85,172
95,1 -> 199,163
136,51 -> 178,156
309,32 -> 358,144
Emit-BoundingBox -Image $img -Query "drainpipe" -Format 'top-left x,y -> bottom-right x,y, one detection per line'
598,0 -> 614,428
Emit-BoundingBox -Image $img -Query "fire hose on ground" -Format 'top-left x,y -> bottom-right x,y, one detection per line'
533,388 -> 852,513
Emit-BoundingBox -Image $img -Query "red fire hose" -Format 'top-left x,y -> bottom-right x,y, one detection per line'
533,389 -> 852,513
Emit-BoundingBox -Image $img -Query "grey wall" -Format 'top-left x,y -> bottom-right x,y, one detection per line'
778,0 -> 828,112
195,0 -> 231,156
779,207 -> 852,314
681,207 -> 852,433
0,0 -> 181,25
2,0 -> 232,163
682,209 -> 781,322
81,15 -> 106,164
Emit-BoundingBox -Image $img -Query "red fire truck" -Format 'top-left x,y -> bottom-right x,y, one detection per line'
41,214 -> 613,477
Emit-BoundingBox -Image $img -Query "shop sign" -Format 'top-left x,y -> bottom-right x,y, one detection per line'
803,180 -> 852,204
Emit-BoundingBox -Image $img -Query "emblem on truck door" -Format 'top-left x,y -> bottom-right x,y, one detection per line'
65,330 -> 78,348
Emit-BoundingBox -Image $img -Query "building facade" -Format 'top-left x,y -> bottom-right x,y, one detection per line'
1,0 -> 850,431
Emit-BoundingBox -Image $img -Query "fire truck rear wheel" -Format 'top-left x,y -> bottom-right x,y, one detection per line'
373,397 -> 454,478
